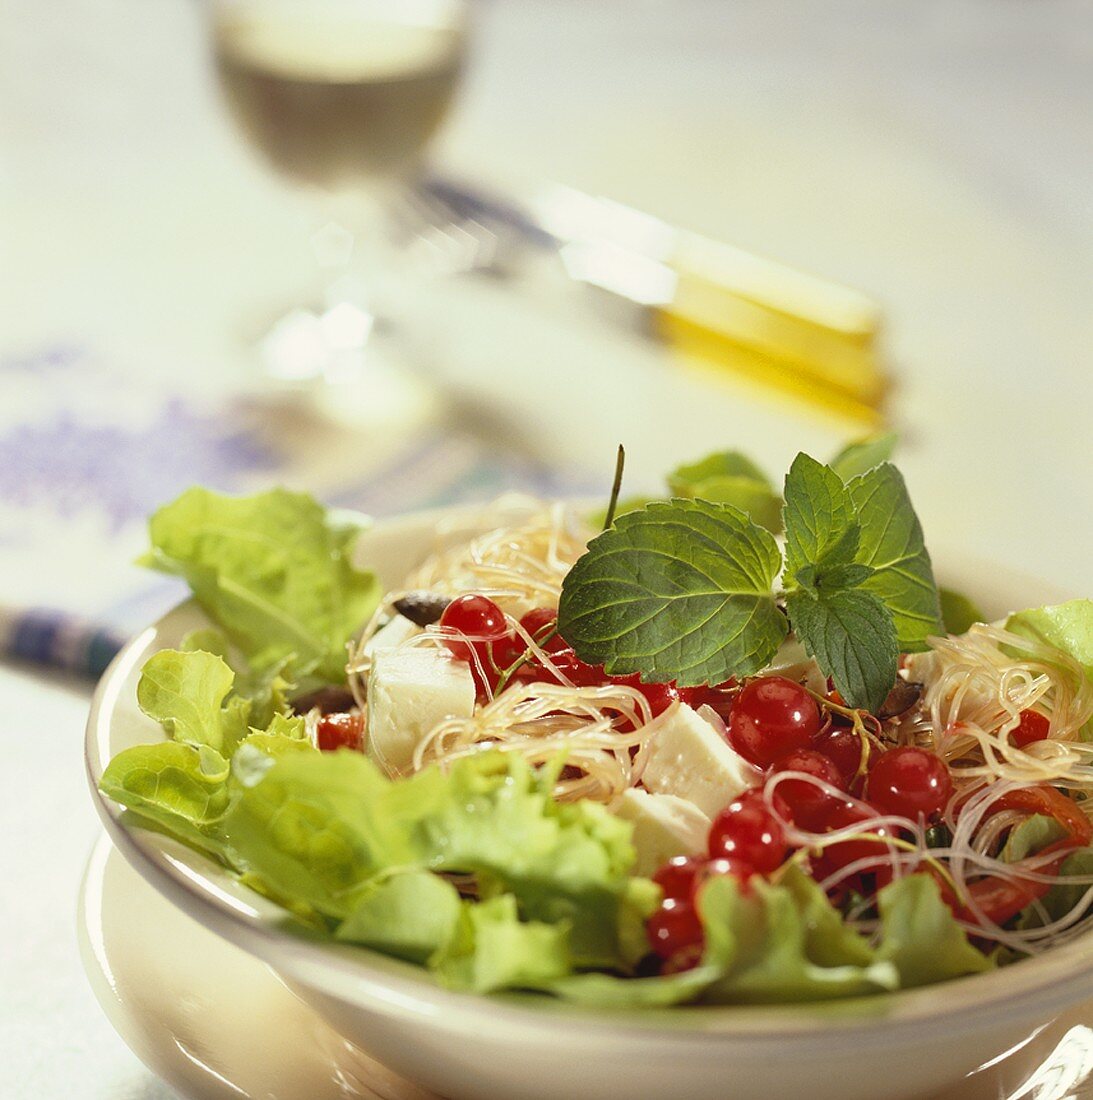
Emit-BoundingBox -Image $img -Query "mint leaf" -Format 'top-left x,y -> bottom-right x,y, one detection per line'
668,451 -> 783,534
785,587 -> 898,711
558,499 -> 787,687
847,464 -> 942,651
939,587 -> 985,634
829,431 -> 898,482
782,454 -> 860,582
812,562 -> 875,591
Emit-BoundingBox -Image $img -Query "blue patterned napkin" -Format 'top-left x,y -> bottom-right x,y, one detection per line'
0,346 -> 590,676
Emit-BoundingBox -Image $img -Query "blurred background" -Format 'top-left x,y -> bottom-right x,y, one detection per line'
2,0 -> 1091,1095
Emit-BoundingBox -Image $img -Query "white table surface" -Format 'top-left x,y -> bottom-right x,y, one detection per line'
2,1 -> 1091,1096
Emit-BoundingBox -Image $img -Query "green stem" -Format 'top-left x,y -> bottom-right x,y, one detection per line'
602,444 -> 626,531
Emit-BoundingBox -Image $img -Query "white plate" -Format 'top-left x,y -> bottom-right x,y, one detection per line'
85,505 -> 1093,1100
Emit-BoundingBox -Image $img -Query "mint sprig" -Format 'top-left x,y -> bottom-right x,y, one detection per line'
558,499 -> 786,686
558,450 -> 942,711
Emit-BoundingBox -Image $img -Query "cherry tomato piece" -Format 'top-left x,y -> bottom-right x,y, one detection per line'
316,711 -> 364,752
1011,709 -> 1051,749
652,856 -> 705,903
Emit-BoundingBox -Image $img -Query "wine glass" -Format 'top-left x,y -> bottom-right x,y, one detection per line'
209,0 -> 469,419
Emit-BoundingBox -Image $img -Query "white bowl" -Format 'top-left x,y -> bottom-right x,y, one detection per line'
86,505 -> 1093,1100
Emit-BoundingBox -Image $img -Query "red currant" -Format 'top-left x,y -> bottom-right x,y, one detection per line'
727,677 -> 821,768
614,672 -> 680,718
812,801 -> 893,879
652,854 -> 754,905
489,631 -> 526,673
1011,709 -> 1050,749
679,680 -> 737,722
439,594 -> 509,694
770,748 -> 846,831
708,789 -> 788,872
652,856 -> 705,903
519,607 -> 565,648
646,898 -> 704,960
316,711 -> 364,752
866,746 -> 953,821
811,726 -> 865,786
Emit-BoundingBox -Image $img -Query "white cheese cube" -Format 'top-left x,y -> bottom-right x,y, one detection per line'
641,703 -> 759,818
362,615 -> 421,658
615,789 -> 710,877
763,637 -> 826,695
366,648 -> 476,774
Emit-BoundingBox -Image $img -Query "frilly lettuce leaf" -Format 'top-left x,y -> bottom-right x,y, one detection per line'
99,741 -> 233,860
702,869 -> 898,1004
434,895 -> 572,994
102,648 -> 316,863
337,870 -> 463,964
875,874 -> 993,987
143,486 -> 380,683
137,649 -> 237,752
1006,600 -> 1093,679
1006,600 -> 1093,737
221,750 -> 648,969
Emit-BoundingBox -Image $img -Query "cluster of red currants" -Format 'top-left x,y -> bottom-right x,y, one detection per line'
437,594 -> 683,717
646,676 -> 956,971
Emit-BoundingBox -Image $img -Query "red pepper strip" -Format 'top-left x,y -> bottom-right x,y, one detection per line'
989,785 -> 1093,847
316,711 -> 364,752
957,840 -> 1075,927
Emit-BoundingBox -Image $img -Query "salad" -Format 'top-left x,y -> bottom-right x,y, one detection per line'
100,437 -> 1093,1006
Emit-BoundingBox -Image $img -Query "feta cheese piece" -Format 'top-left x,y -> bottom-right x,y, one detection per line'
762,637 -> 826,695
362,615 -> 421,658
642,703 -> 759,817
615,789 -> 710,877
366,647 -> 476,773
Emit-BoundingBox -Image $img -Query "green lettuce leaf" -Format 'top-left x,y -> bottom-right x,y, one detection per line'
222,751 -> 647,968
703,869 -> 898,1003
668,451 -> 783,534
143,486 -> 380,682
550,866 -> 897,1007
99,741 -> 233,860
1006,601 -> 1093,683
1007,600 -> 1093,737
876,874 -> 992,987
137,648 -> 237,752
1020,849 -> 1093,929
434,895 -> 572,994
1000,814 -> 1065,863
557,498 -> 787,687
336,870 -> 463,964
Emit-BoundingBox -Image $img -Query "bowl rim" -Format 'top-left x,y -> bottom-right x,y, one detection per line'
85,502 -> 1093,1047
